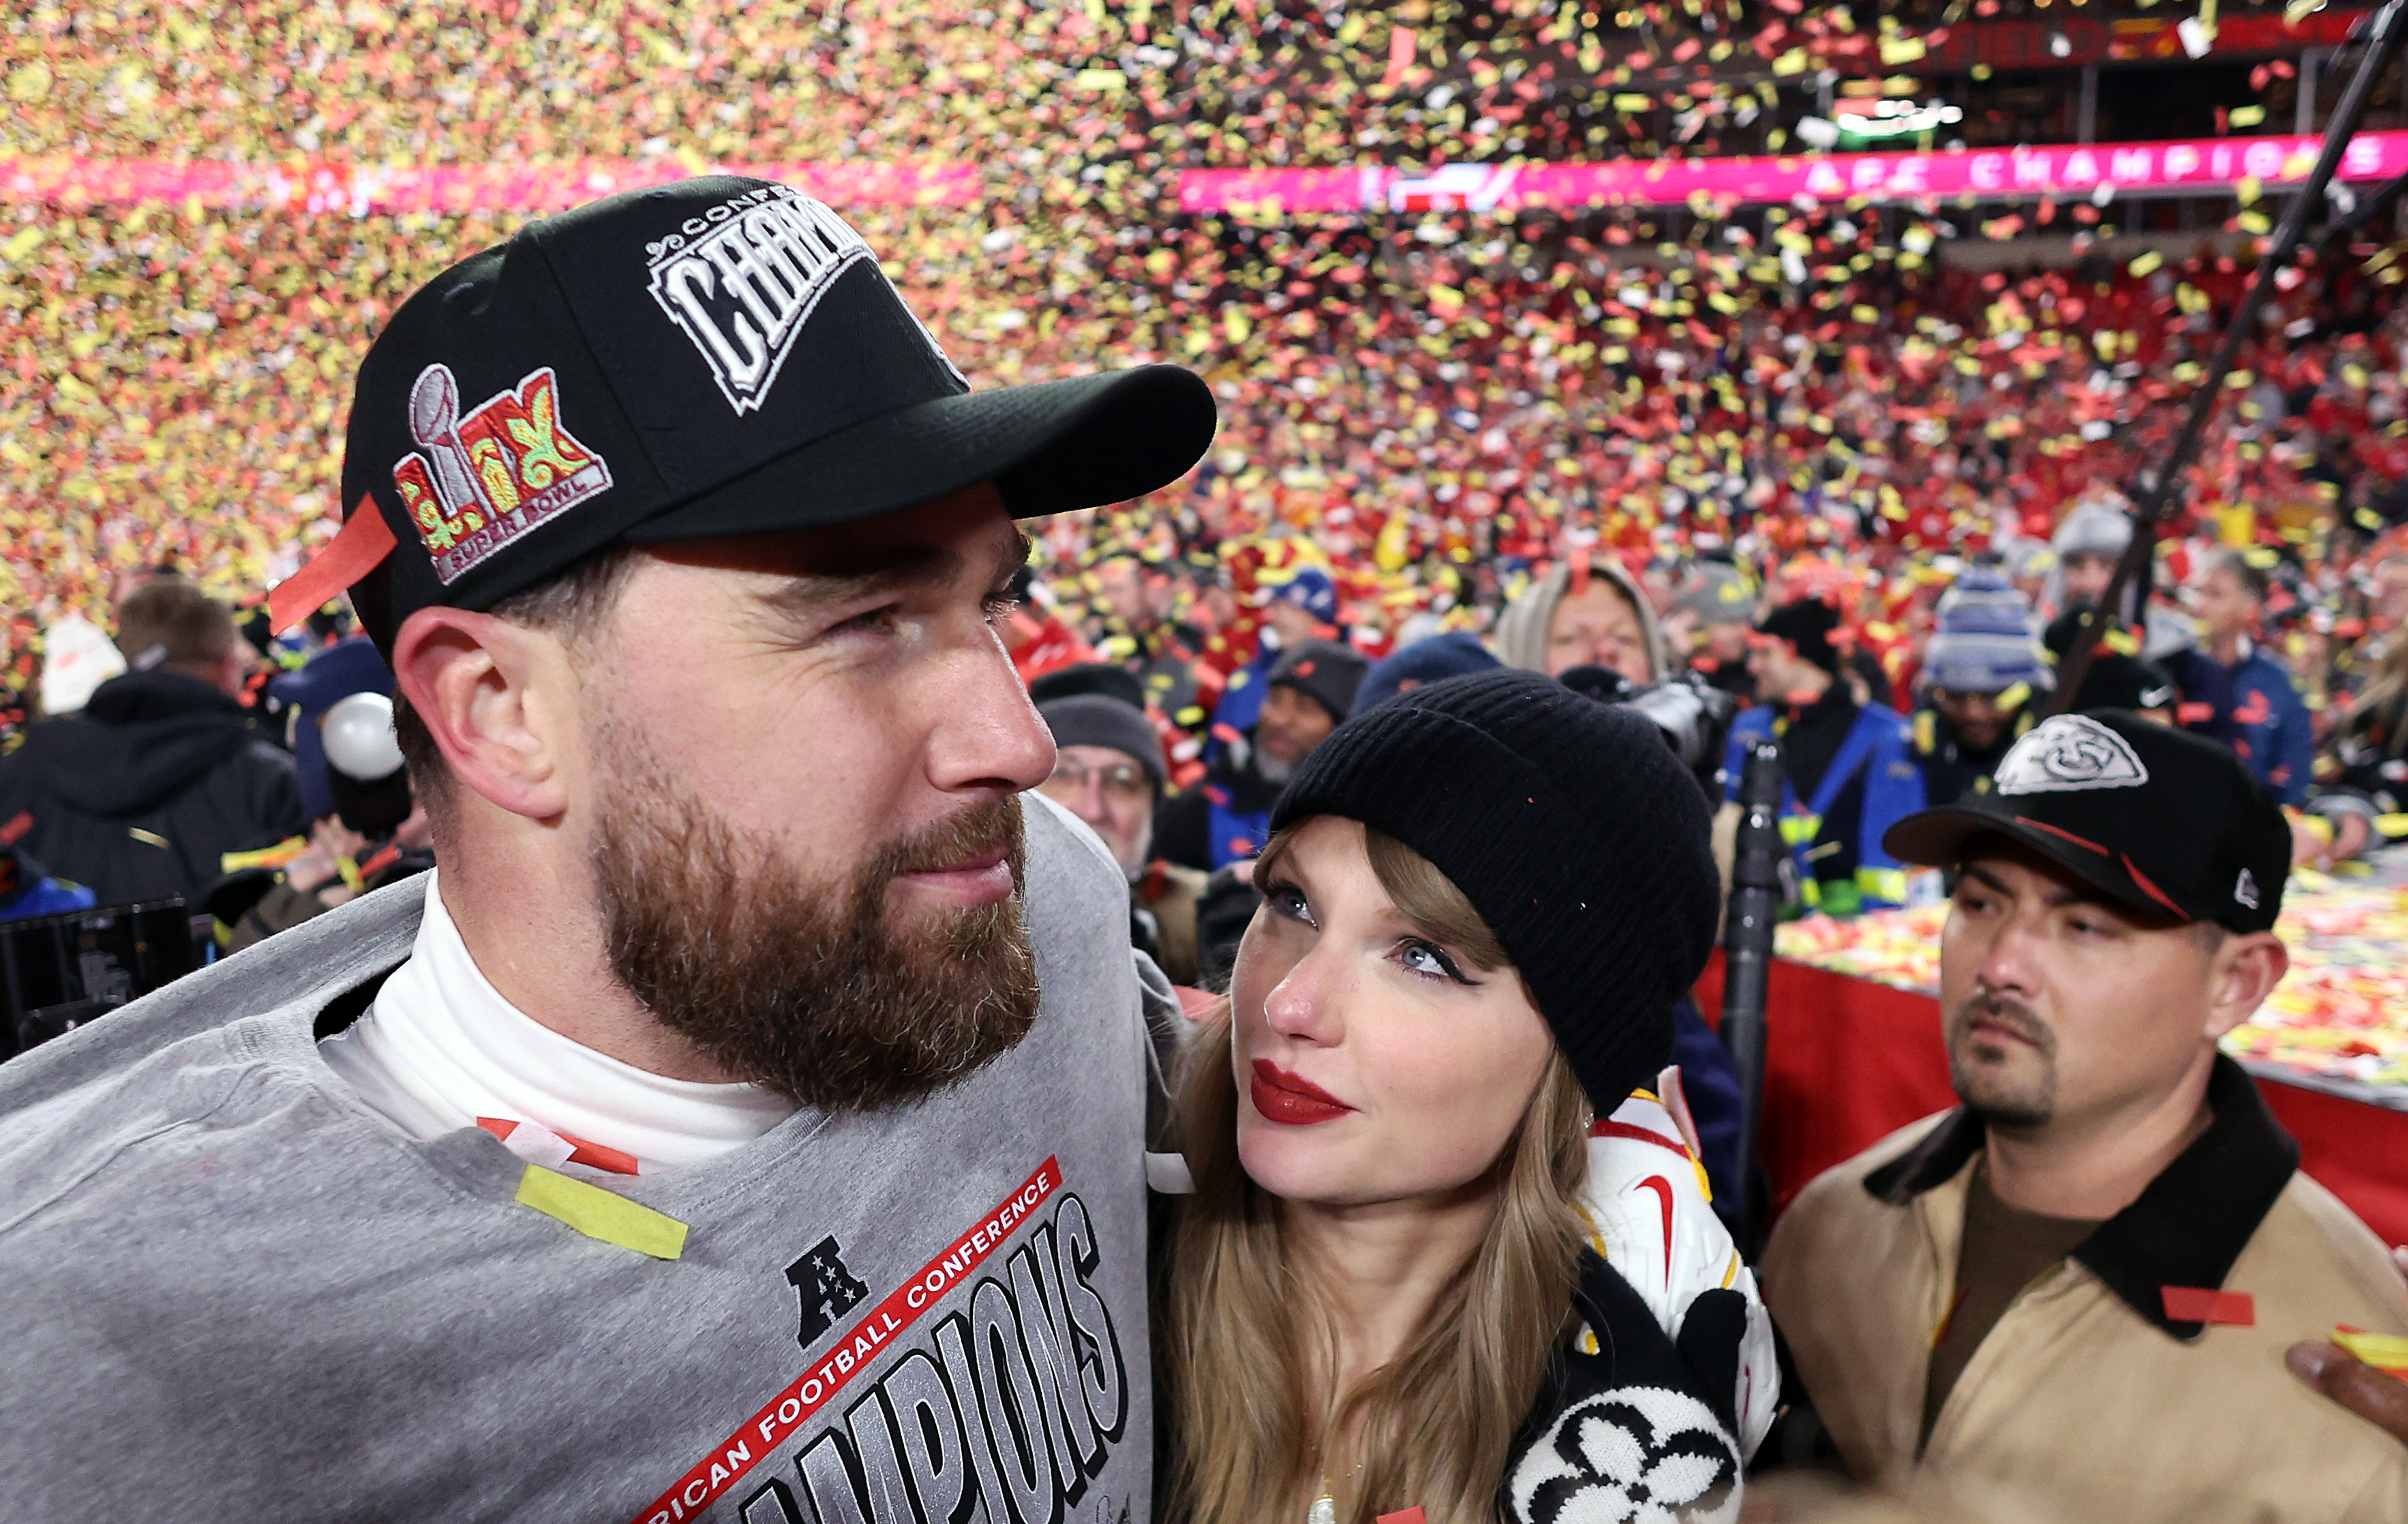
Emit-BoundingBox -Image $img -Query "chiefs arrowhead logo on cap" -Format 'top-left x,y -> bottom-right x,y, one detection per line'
1993,714 -> 2150,795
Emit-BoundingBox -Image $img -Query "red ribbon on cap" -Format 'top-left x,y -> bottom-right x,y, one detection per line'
267,496 -> 397,637
2161,1286 -> 2255,1326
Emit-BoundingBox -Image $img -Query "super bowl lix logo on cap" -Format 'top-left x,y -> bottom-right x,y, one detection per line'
646,185 -> 875,415
393,365 -> 614,584
1993,714 -> 2151,796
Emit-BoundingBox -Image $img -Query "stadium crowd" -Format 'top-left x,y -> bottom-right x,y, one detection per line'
10,1 -> 2408,1521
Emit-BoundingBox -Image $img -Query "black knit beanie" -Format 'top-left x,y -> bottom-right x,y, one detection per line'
1269,669 -> 1721,1111
1267,639 -> 1372,725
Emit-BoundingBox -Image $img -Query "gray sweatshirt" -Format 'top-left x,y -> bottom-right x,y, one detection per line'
0,794 -> 1158,1524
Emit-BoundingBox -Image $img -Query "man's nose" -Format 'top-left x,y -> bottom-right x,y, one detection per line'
931,649 -> 1057,796
1068,779 -> 1111,825
1976,912 -> 2044,998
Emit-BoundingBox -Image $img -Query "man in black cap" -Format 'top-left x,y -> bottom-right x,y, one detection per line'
2043,603 -> 2180,722
0,179 -> 1213,1521
1764,711 -> 2408,1523
1154,637 -> 1368,875
1721,597 -> 1925,915
1034,685 -> 1207,985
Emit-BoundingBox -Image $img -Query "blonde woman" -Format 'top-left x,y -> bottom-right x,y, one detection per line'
1162,670 -> 1775,1524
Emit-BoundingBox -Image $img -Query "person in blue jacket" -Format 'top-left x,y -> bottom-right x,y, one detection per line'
1724,597 -> 1927,916
2165,548 -> 2315,807
1157,638 -> 1368,873
0,841 -> 95,923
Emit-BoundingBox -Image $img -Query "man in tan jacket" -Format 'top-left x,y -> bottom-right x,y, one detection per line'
1764,711 -> 2408,1523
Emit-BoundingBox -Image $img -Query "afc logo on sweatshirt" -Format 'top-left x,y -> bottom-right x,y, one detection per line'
785,1238 -> 869,1350
636,1158 -> 1132,1524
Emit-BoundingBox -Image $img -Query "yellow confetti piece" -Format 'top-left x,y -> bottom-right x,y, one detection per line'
2334,1332 -> 2408,1371
516,1165 -> 688,1259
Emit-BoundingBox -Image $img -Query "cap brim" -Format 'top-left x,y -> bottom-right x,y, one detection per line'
623,363 -> 1215,543
1883,803 -> 2193,923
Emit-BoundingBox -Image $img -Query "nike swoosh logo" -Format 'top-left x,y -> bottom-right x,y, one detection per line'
2139,687 -> 2173,707
1637,1176 -> 1676,1290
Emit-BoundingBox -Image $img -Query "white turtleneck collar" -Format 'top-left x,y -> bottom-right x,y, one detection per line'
318,871 -> 795,1173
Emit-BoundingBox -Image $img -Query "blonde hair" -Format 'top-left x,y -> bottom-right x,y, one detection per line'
1163,824 -> 1592,1524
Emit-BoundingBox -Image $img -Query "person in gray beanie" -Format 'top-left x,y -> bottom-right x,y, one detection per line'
1033,689 -> 1209,984
2043,498 -> 2199,662
2046,498 -> 2134,618
1494,556 -> 1668,685
1912,565 -> 2052,805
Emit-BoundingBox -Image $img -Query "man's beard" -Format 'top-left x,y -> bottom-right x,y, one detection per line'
1946,989 -> 2058,1131
588,734 -> 1040,1112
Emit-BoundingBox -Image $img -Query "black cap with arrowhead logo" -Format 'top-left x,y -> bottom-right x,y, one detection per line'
1884,710 -> 2292,933
274,176 -> 1216,652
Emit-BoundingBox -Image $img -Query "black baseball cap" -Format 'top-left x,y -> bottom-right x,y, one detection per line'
2042,606 -> 2179,713
1883,710 -> 2290,933
1754,597 -> 1843,674
1268,640 -> 1372,724
271,177 -> 1216,653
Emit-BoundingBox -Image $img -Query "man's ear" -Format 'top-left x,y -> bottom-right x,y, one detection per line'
2203,930 -> 2289,1041
389,606 -> 578,823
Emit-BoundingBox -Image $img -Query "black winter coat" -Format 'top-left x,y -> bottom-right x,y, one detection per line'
0,671 -> 305,907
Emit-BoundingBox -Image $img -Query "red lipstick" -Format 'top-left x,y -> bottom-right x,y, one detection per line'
1249,1060 -> 1353,1126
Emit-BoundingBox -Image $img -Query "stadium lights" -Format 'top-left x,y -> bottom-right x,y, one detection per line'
1833,100 -> 1967,138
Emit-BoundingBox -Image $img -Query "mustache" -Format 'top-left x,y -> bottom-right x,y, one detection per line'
1951,990 -> 2054,1051
872,797 -> 1022,882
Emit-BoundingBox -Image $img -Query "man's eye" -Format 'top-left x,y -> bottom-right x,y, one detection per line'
836,604 -> 902,635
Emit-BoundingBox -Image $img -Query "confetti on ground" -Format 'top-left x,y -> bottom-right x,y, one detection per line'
1777,876 -> 2408,1092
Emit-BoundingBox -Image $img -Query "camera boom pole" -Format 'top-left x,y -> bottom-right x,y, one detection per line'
2044,0 -> 2408,717
1720,738 -> 1786,1251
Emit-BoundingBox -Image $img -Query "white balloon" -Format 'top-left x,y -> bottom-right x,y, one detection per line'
322,691 -> 404,781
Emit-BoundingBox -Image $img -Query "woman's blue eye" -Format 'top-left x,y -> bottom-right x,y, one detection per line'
1267,884 -> 1313,924
1399,939 -> 1469,984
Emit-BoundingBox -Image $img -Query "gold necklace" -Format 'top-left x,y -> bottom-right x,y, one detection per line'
1306,1455 -> 1366,1524
1306,1362 -> 1366,1523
